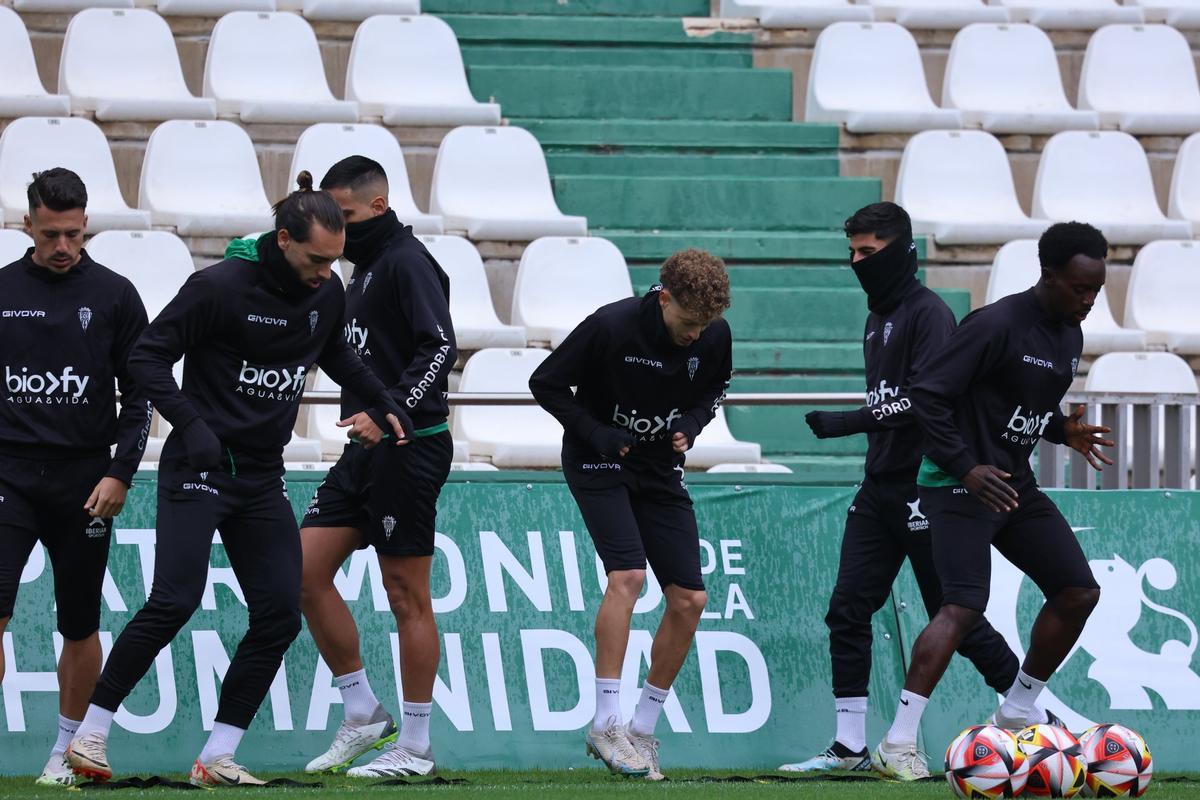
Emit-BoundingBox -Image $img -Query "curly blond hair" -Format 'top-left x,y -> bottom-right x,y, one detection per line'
659,248 -> 731,320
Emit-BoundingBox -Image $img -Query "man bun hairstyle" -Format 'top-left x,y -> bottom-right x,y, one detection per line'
660,248 -> 731,321
27,167 -> 88,214
1038,221 -> 1108,272
273,170 -> 344,243
319,155 -> 389,196
843,201 -> 913,244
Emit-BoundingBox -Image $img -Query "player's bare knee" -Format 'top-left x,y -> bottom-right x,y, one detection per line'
605,569 -> 646,601
667,588 -> 707,620
1056,585 -> 1101,620
940,603 -> 982,633
385,581 -> 431,621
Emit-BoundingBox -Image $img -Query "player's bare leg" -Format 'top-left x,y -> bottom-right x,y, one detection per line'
59,633 -> 102,721
585,569 -> 649,776
0,615 -> 8,683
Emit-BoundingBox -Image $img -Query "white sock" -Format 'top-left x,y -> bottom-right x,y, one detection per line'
75,705 -> 116,740
628,682 -> 670,736
834,696 -> 868,753
999,669 -> 1046,724
396,702 -> 433,754
51,715 -> 81,757
335,668 -> 380,723
592,678 -> 621,731
885,690 -> 929,747
198,722 -> 246,764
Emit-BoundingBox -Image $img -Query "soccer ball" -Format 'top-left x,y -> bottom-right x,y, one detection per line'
1078,723 -> 1153,797
945,724 -> 1030,798
1017,724 -> 1087,797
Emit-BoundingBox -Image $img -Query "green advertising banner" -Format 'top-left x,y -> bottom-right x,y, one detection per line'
1,474 -> 1197,776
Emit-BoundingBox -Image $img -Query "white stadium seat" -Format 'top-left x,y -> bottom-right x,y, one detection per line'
204,12 -> 358,124
454,348 -> 563,468
707,462 -> 793,473
1124,240 -> 1200,354
1077,25 -> 1200,135
806,23 -> 963,132
684,408 -> 762,469
416,234 -> 526,350
290,123 -> 443,235
139,120 -> 273,237
302,0 -> 420,21
12,0 -> 132,9
284,432 -> 323,462
157,1 -> 277,14
989,0 -> 1142,28
0,229 -> 33,266
347,15 -> 500,127
511,237 -> 633,348
0,117 -> 150,231
0,7 -> 70,118
59,9 -> 216,122
719,0 -> 874,27
1085,351 -> 1199,394
1168,132 -> 1200,234
85,230 -> 194,320
986,239 -> 1146,354
895,130 -> 1050,245
430,126 -> 587,241
1127,0 -> 1200,27
863,0 -> 1007,29
450,462 -> 499,472
1032,131 -> 1192,245
942,24 -> 1099,134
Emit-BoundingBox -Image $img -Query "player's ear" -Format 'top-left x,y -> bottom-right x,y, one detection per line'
23,214 -> 33,237
371,195 -> 387,215
277,228 -> 291,251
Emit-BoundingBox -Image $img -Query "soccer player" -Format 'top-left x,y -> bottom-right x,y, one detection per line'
779,203 -> 1041,774
529,249 -> 732,781
0,168 -> 150,787
298,156 -> 456,778
872,221 -> 1113,780
66,174 -> 410,787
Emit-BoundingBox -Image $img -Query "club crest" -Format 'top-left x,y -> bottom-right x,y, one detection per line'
883,321 -> 894,346
78,307 -> 92,332
309,310 -> 319,334
362,272 -> 374,293
687,357 -> 700,381
382,515 -> 397,539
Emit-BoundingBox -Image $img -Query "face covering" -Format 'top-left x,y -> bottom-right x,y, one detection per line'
850,237 -> 919,315
259,233 -> 316,301
343,208 -> 400,265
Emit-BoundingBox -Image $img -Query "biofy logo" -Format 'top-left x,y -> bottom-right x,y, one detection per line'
1003,404 -> 1054,445
866,379 -> 910,419
5,365 -> 90,403
611,404 -> 681,440
236,361 -> 306,401
345,318 -> 369,352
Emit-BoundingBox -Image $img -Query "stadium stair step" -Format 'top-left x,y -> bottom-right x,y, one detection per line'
546,152 -> 839,178
426,1 -> 713,18
515,118 -> 839,153
462,44 -> 751,68
732,341 -> 867,373
729,375 -> 867,457
468,65 -> 793,121
596,230 -> 851,263
629,265 -> 928,290
761,455 -> 867,484
552,175 -> 879,231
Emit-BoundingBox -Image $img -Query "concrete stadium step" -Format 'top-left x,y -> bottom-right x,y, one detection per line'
426,1 -> 712,18
468,66 -> 793,121
547,153 -> 838,178
462,45 -> 751,68
761,455 -> 865,484
444,14 -> 751,47
598,230 -> 850,262
729,375 -> 867,457
554,175 -> 878,231
517,119 -> 839,153
630,265 -> 928,290
733,342 -> 866,373
723,288 -> 970,341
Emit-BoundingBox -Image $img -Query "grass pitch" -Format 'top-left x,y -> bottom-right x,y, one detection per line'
2,770 -> 1199,799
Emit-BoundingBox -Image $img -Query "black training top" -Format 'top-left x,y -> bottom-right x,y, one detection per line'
340,219 -> 457,433
529,288 -> 732,467
0,249 -> 151,484
911,288 -> 1079,487
128,238 -> 398,463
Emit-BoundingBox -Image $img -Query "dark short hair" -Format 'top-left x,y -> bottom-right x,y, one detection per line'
319,155 -> 389,195
1038,221 -> 1108,271
273,171 -> 345,243
28,168 -> 88,213
843,201 -> 912,243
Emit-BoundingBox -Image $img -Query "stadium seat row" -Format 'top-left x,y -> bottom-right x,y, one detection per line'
0,117 -> 586,241
4,0 -> 418,22
809,22 -> 1200,134
895,129 -> 1200,246
0,8 -> 498,126
724,0 -> 1198,29
984,239 -> 1200,354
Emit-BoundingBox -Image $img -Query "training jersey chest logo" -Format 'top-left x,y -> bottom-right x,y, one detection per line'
78,307 -> 92,332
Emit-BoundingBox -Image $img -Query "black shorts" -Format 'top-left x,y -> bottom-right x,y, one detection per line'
920,482 -> 1099,612
301,431 -> 453,557
0,450 -> 113,639
563,450 -> 703,592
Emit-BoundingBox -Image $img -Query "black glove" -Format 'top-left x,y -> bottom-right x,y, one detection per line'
805,410 -> 849,439
670,414 -> 703,451
588,426 -> 635,459
180,418 -> 222,472
365,403 -> 415,442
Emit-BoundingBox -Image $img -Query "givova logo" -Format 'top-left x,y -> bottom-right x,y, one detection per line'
236,361 -> 306,401
612,404 -> 681,440
5,366 -> 91,404
1002,405 -> 1054,445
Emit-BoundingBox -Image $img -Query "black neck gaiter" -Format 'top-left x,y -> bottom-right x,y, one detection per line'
259,234 -> 317,302
344,208 -> 401,266
851,238 -> 919,315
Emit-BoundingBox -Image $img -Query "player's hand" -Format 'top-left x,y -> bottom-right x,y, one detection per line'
962,464 -> 1019,513
337,411 -> 407,448
1062,404 -> 1114,471
805,410 -> 847,439
671,431 -> 690,453
181,418 -> 222,472
589,426 -> 634,459
85,476 -> 128,519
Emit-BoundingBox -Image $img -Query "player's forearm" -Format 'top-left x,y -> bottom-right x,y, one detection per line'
127,342 -> 201,433
910,387 -> 976,479
392,326 -> 456,414
108,393 -> 152,484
